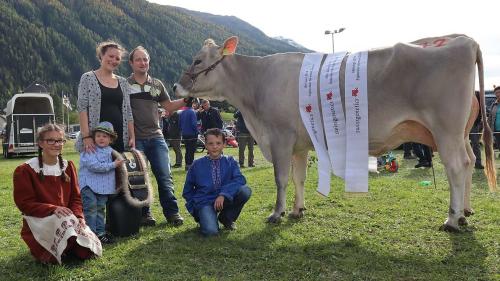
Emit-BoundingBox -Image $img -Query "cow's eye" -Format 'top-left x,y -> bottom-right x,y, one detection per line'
194,59 -> 202,65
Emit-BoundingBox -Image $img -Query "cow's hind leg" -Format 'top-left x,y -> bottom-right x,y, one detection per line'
436,136 -> 471,232
267,144 -> 293,223
463,140 -> 475,222
289,150 -> 308,219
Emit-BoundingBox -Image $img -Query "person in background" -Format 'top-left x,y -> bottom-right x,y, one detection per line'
183,128 -> 252,237
79,122 -> 125,244
488,85 -> 500,157
180,105 -> 199,171
13,123 -> 99,264
413,143 -> 432,168
164,110 -> 183,168
76,40 -> 135,154
198,100 -> 223,133
128,46 -> 192,227
192,99 -> 201,111
402,143 -> 416,159
470,91 -> 484,169
234,110 -> 254,168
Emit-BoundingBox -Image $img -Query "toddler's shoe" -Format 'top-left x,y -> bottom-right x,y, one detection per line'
98,233 -> 114,244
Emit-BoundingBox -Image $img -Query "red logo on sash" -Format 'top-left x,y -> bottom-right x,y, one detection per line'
326,92 -> 333,100
306,104 -> 312,112
351,88 -> 359,97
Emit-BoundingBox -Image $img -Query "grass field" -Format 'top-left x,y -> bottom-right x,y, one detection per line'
0,141 -> 498,280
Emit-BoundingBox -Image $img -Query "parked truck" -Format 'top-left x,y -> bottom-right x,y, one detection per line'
2,93 -> 55,158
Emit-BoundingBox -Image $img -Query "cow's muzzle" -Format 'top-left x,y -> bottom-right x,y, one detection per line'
173,83 -> 189,97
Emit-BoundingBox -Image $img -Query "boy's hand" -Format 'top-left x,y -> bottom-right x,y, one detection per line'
214,195 -> 225,211
114,159 -> 125,167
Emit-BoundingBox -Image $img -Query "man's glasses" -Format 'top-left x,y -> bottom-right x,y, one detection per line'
43,139 -> 67,145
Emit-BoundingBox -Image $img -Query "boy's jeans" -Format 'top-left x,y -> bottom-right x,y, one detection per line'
135,137 -> 180,219
81,186 -> 108,236
195,185 -> 252,236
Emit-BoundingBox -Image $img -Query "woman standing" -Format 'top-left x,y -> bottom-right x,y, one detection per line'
13,124 -> 101,264
76,41 -> 134,153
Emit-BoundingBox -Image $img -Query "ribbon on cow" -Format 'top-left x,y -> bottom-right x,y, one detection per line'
344,51 -> 369,193
298,53 -> 332,196
319,52 -> 348,180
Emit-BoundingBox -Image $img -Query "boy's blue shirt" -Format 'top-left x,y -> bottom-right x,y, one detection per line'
183,155 -> 246,214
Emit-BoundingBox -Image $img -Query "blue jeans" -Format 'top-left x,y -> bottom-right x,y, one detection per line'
194,185 -> 252,236
135,137 -> 179,219
81,186 -> 108,236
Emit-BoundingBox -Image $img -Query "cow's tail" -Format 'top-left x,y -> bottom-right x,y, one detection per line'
477,47 -> 497,192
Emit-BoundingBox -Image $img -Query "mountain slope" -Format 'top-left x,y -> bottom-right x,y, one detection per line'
0,0 -> 308,111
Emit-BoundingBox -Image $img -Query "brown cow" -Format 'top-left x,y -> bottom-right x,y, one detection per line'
174,34 -> 496,231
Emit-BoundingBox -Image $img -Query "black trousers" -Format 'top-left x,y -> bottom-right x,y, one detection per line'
183,135 -> 198,166
403,142 -> 413,156
167,138 -> 183,166
469,130 -> 482,165
237,133 -> 254,166
413,143 -> 432,163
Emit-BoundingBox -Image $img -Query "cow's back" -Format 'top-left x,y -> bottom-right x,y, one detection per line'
359,35 -> 479,153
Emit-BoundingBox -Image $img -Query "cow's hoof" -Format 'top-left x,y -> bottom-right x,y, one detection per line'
439,223 -> 460,232
458,217 -> 468,226
266,212 -> 285,224
464,209 -> 475,217
288,207 -> 306,220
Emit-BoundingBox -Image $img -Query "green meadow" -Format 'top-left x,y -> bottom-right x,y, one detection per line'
0,141 -> 498,280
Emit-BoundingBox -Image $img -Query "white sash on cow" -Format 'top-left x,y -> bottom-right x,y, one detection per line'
24,214 -> 102,264
319,52 -> 348,180
299,53 -> 332,196
344,51 -> 369,193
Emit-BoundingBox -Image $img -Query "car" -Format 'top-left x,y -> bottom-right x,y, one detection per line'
68,131 -> 79,139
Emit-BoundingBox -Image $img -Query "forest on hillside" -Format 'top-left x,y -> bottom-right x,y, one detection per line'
0,0 -> 308,119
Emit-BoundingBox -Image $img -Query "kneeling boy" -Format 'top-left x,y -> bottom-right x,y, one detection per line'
183,128 -> 252,236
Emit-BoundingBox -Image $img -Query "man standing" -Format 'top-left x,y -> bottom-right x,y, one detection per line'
234,110 -> 254,168
128,46 -> 191,226
199,100 -> 223,133
488,86 -> 500,157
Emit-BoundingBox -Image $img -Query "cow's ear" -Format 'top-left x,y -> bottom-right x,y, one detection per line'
220,36 -> 238,56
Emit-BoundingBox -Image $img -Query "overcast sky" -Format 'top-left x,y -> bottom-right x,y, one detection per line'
149,0 -> 499,89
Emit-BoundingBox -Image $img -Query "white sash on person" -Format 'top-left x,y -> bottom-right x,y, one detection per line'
24,214 -> 102,264
344,51 -> 369,192
298,53 -> 332,196
319,52 -> 348,180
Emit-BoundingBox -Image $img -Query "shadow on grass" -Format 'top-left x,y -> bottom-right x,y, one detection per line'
0,250 -> 92,281
0,222 -> 491,281
75,224 -> 491,281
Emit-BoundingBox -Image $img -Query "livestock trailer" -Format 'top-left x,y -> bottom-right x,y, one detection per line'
2,93 -> 55,158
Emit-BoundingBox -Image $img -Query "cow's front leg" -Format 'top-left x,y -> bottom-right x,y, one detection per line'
437,137 -> 470,232
267,144 -> 293,223
289,150 -> 308,219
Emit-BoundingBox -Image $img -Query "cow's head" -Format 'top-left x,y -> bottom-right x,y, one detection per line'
173,36 -> 239,99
